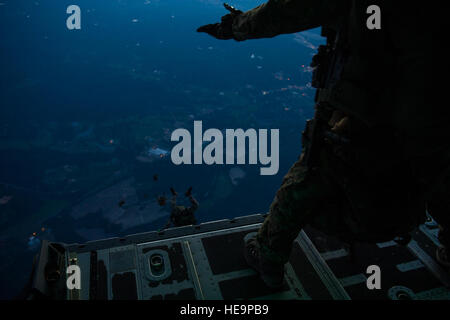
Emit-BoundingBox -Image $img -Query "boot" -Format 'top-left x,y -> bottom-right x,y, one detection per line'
243,232 -> 285,289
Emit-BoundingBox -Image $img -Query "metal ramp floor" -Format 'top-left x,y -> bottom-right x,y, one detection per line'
33,214 -> 450,300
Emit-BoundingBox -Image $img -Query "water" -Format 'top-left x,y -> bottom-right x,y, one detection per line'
0,0 -> 324,299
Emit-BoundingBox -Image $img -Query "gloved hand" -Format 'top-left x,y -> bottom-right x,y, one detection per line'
329,110 -> 350,135
197,3 -> 243,40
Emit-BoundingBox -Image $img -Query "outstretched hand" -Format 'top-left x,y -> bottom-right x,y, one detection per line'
197,3 -> 243,40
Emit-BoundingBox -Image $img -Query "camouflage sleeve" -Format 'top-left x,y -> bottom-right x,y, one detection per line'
232,0 -> 348,40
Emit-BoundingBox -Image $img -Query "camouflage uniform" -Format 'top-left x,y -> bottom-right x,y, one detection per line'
228,0 -> 448,264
